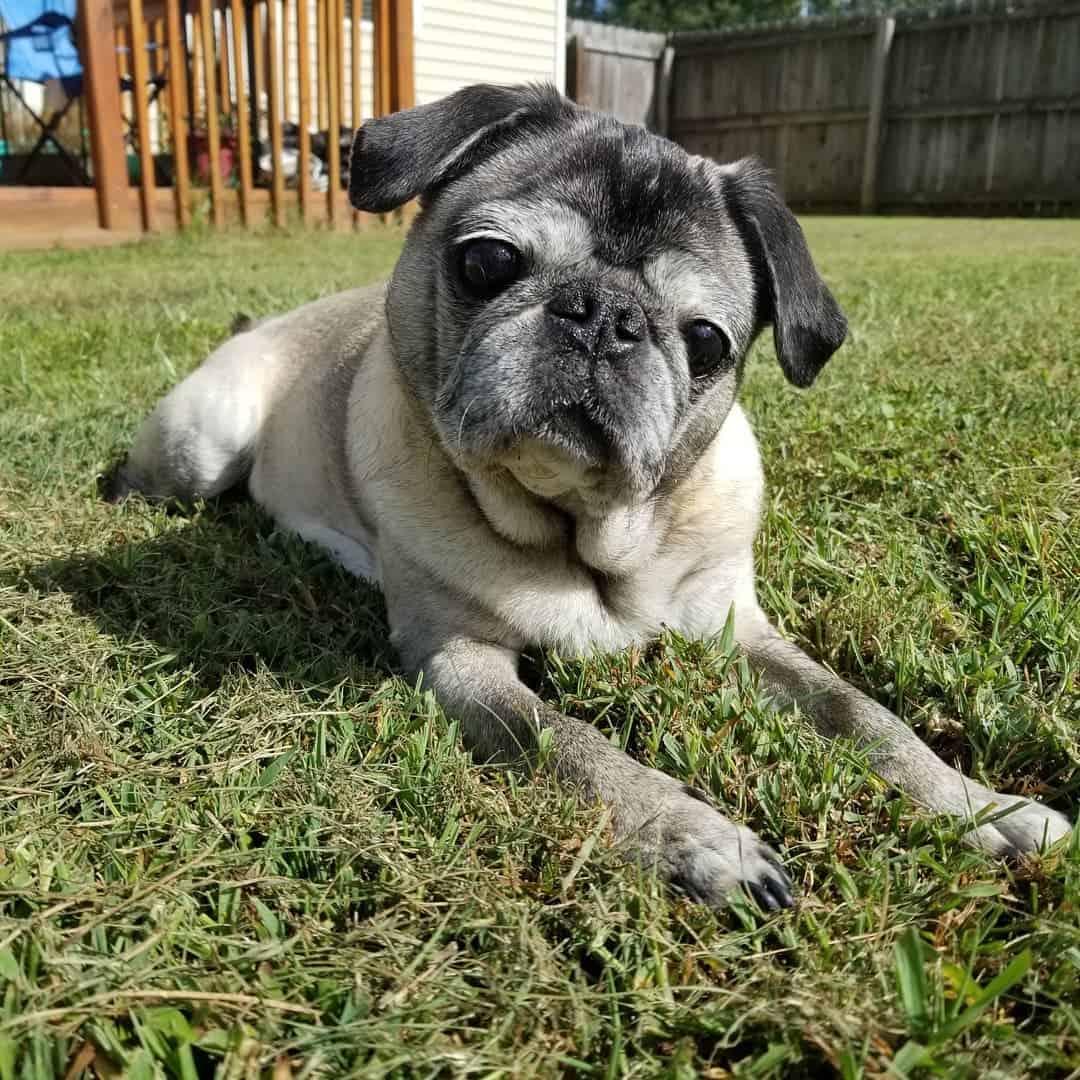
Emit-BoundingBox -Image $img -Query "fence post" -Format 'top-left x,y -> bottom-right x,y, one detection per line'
390,0 -> 414,111
565,34 -> 588,104
655,43 -> 674,136
78,0 -> 130,230
860,14 -> 895,213
127,0 -> 156,231
165,0 -> 191,229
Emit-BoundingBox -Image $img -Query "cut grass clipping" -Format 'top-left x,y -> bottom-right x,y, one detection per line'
1,219 -> 1078,1078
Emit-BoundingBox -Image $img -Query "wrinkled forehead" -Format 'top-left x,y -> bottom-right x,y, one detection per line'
449,120 -> 739,268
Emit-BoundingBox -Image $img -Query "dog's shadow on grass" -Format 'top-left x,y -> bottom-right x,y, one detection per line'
17,496 -> 397,696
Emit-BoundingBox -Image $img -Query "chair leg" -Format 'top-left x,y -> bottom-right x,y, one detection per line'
11,91 -> 89,184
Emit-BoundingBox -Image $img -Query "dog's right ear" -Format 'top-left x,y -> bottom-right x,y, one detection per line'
349,83 -> 574,213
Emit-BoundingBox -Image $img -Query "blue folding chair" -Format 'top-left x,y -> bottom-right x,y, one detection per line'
0,0 -> 89,182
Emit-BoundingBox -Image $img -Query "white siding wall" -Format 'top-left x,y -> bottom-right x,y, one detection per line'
413,0 -> 564,106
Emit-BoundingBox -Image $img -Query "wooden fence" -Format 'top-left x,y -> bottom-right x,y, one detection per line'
79,0 -> 413,232
568,2 -> 1080,212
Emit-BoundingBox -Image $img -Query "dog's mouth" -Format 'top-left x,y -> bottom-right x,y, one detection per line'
497,403 -> 618,498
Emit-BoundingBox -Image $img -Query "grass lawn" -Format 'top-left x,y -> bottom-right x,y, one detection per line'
1,217 -> 1078,1079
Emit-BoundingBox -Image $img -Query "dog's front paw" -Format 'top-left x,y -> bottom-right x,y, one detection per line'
624,782 -> 794,912
965,795 -> 1072,859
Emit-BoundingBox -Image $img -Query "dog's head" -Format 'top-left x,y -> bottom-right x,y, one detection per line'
350,84 -> 846,509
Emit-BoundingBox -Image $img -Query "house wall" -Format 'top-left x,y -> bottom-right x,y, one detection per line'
413,0 -> 565,105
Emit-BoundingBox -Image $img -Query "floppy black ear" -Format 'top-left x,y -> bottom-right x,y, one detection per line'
722,158 -> 847,387
348,83 -> 574,213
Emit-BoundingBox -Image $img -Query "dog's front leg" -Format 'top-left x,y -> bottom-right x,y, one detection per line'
738,615 -> 1072,856
400,634 -> 795,911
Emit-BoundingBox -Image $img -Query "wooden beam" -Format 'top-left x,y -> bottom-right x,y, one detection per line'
860,14 -> 895,213
198,0 -> 225,227
335,0 -> 345,124
217,8 -> 231,124
655,45 -> 674,136
282,0 -> 292,124
266,0 -> 286,227
316,0 -> 328,130
128,0 -> 157,230
252,1 -> 266,143
165,0 -> 191,228
296,0 -> 312,221
79,0 -> 131,229
349,0 -> 362,228
373,0 -> 390,117
325,0 -> 340,224
350,0 -> 361,128
389,0 -> 413,112
229,0 -> 254,224
150,16 -> 166,148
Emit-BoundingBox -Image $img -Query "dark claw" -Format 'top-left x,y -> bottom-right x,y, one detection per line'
745,865 -> 796,912
746,879 -> 781,911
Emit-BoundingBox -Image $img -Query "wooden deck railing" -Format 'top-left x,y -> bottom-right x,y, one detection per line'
78,0 -> 414,231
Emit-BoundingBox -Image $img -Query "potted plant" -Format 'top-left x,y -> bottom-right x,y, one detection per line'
188,113 -> 238,185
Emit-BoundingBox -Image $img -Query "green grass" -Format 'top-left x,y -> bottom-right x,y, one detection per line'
1,217 -> 1078,1078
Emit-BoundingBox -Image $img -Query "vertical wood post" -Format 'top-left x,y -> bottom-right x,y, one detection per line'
565,34 -> 585,103
350,0 -> 361,129
373,0 -> 390,116
984,20 -> 1009,194
335,0 -> 345,123
282,0 -> 292,124
198,0 -> 225,227
165,0 -> 191,228
79,0 -> 130,229
655,44 -> 674,136
316,0 -> 328,129
251,1 -> 266,140
266,0 -> 286,226
860,14 -> 895,213
296,0 -> 312,221
325,0 -> 340,224
350,0 -> 362,227
128,0 -> 157,230
218,9 -> 231,122
389,0 -> 413,111
230,0 -> 255,223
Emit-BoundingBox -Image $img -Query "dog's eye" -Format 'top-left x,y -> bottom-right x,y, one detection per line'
459,239 -> 521,299
684,320 -> 731,379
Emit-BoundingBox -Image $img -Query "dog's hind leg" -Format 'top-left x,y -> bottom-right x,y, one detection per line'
107,330 -> 281,503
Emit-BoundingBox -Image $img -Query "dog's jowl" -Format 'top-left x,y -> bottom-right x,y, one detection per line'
111,83 -> 1071,911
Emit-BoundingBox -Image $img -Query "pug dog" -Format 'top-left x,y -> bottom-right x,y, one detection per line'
110,83 -> 1071,911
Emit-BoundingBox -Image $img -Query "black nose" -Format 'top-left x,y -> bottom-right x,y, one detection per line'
547,284 -> 648,360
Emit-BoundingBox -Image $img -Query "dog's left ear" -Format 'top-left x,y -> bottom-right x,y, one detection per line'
720,157 -> 847,387
349,83 -> 573,213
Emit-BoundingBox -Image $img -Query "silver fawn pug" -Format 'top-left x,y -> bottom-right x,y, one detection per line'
110,83 -> 1071,911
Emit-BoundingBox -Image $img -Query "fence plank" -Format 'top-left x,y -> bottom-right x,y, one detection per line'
374,0 -> 391,116
326,0 -> 341,224
198,0 -> 225,227
217,9 -> 230,121
228,0 -> 254,224
860,15 -> 895,211
165,0 -> 191,228
252,0 -> 266,145
128,0 -> 157,231
80,0 -> 130,229
296,0 -> 313,221
282,0 -> 292,124
266,0 -> 287,226
317,0 -> 328,130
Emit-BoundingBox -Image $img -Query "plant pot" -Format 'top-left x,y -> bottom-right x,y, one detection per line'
189,132 -> 237,184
